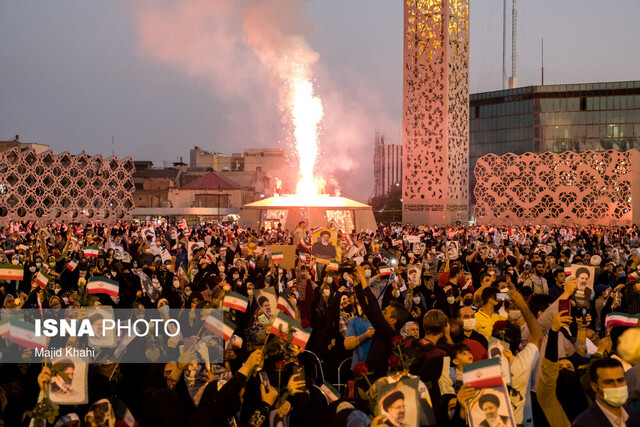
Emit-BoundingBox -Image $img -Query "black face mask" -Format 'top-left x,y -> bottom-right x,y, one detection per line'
463,298 -> 473,306
343,304 -> 353,313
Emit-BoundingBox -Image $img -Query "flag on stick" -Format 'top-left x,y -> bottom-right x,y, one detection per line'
463,358 -> 503,388
379,265 -> 393,276
605,312 -> 639,330
277,295 -> 296,318
269,312 -> 312,350
34,267 -> 50,289
204,312 -> 236,341
0,264 -> 23,281
84,246 -> 99,258
67,258 -> 78,272
87,277 -> 119,297
10,319 -> 46,350
223,292 -> 249,313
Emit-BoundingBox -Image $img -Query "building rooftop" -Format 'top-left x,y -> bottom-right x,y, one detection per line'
133,168 -> 181,180
180,171 -> 243,191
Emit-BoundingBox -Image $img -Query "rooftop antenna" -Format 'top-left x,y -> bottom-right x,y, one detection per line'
502,0 -> 507,89
508,0 -> 518,89
541,38 -> 544,85
112,135 -> 115,157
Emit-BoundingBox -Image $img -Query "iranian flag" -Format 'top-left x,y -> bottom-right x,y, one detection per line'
10,319 -> 46,350
34,268 -> 50,289
277,295 -> 296,318
299,238 -> 311,252
204,312 -> 236,341
605,312 -> 639,330
299,253 -> 309,264
379,264 -> 393,276
327,261 -> 339,271
178,264 -> 190,285
205,248 -> 216,262
269,312 -> 312,350
0,264 -> 24,281
343,233 -> 354,247
320,382 -> 341,403
67,258 -> 78,271
223,292 -> 249,313
219,247 -> 227,255
4,248 -> 14,256
630,270 -> 640,282
0,317 -> 12,339
463,358 -> 503,388
564,264 -> 572,279
84,246 -> 100,258
272,252 -> 284,262
87,277 -> 120,297
70,236 -> 78,244
248,258 -> 256,269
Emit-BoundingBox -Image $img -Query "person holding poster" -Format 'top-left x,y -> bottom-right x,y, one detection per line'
311,229 -> 337,261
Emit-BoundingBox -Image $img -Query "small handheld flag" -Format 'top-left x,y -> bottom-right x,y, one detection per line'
204,312 -> 236,341
462,358 -> 503,388
605,312 -> 639,330
223,292 -> 249,313
87,277 -> 120,297
0,264 -> 24,281
84,246 -> 100,258
34,267 -> 50,289
67,258 -> 78,272
272,252 -> 284,262
277,295 -> 296,318
379,264 -> 393,276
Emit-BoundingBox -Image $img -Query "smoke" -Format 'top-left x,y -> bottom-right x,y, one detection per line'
135,0 -> 393,201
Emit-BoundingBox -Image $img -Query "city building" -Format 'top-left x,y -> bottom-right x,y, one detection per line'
469,80 -> 640,203
402,0 -> 470,225
132,162 -> 183,208
373,130 -> 402,198
0,135 -> 51,155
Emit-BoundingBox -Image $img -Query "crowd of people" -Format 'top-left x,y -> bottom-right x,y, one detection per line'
1,219 -> 640,426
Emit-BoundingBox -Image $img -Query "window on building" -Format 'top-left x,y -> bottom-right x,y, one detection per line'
580,97 -> 587,111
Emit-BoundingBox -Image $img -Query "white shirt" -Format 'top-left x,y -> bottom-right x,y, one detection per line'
596,400 -> 629,427
510,343 -> 539,426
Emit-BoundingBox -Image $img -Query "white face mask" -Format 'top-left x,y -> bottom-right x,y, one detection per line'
326,277 -> 333,284
365,270 -> 372,279
322,288 -> 331,297
601,385 -> 628,407
447,296 -> 455,304
173,280 -> 180,289
413,296 -> 421,304
218,266 -> 225,272
257,313 -> 269,326
394,290 -> 401,298
463,318 -> 476,331
508,310 -> 522,320
11,259 -> 19,265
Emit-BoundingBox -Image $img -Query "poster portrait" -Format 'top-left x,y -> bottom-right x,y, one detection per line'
487,337 -> 512,387
467,385 -> 516,427
377,378 -> 419,427
255,287 -> 277,320
87,307 -> 117,348
571,264 -> 595,295
446,241 -> 459,260
188,241 -> 205,261
406,264 -> 422,287
311,228 -> 339,262
48,357 -> 89,405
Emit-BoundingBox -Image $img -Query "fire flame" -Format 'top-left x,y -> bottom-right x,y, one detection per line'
290,78 -> 323,195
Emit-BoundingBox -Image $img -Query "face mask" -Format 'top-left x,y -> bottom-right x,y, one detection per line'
36,262 -> 42,268
463,298 -> 473,306
233,274 -> 239,280
111,271 -> 117,277
133,262 -> 138,268
218,266 -> 225,272
601,385 -> 628,407
159,305 -> 169,315
413,296 -> 421,304
508,310 -> 522,320
286,272 -> 293,280
11,259 -> 19,265
191,269 -> 199,276
301,273 -> 307,279
49,262 -> 56,268
173,280 -> 180,289
365,270 -> 372,279
257,313 -> 270,326
326,277 -> 333,284
185,290 -> 192,297
29,266 -> 37,273
447,296 -> 455,305
463,318 -> 476,331
323,288 -> 331,297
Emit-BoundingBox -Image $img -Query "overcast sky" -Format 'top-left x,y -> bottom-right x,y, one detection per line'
1,0 -> 639,201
